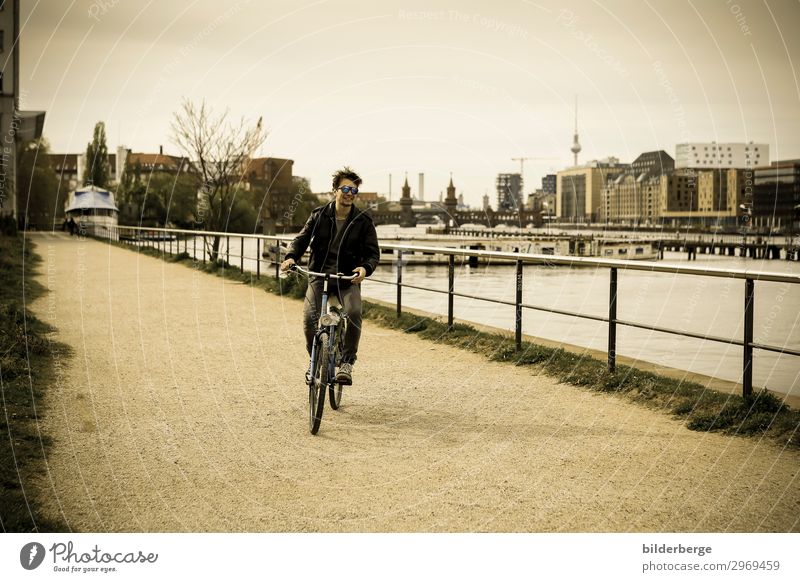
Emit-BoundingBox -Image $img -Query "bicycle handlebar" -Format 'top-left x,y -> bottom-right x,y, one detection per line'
288,264 -> 358,281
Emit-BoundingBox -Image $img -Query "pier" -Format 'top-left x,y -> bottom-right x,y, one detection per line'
446,227 -> 798,260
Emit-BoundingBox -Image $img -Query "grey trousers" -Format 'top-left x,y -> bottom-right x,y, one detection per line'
303,278 -> 362,364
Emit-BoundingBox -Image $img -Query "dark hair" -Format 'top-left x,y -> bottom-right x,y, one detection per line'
331,166 -> 362,191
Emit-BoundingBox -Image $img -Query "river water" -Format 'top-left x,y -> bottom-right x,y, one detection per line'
140,228 -> 800,398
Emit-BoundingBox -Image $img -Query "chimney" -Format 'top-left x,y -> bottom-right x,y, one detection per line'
159,145 -> 163,155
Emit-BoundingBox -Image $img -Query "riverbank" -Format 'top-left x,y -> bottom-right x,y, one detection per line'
22,233 -> 800,532
103,235 -> 800,449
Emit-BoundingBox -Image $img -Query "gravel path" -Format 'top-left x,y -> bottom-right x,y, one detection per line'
27,233 -> 800,532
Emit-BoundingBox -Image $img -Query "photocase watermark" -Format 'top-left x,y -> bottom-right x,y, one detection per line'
759,282 -> 788,342
21,540 -> 158,572
20,542 -> 46,570
0,90 -> 30,209
397,9 -> 529,40
725,0 -> 752,36
190,178 -> 211,300
652,60 -> 691,143
556,10 -> 628,77
282,178 -> 309,223
139,0 -> 252,117
88,0 -> 121,22
449,74 -> 539,121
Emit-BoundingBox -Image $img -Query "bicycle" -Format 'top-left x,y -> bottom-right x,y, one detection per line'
282,264 -> 355,434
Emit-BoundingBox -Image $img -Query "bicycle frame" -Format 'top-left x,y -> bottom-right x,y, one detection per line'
285,264 -> 356,433
288,265 -> 355,385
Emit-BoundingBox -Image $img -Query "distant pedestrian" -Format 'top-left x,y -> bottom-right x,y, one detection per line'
68,217 -> 76,236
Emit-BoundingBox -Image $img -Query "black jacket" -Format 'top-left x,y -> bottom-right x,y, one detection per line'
285,202 -> 380,282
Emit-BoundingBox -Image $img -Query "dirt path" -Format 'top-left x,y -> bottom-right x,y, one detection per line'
27,233 -> 800,532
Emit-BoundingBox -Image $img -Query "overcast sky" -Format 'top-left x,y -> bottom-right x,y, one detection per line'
20,0 -> 800,206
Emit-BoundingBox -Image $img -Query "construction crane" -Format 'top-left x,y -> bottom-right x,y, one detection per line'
510,156 -> 559,188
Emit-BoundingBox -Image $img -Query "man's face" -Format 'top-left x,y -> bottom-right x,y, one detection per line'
334,178 -> 358,210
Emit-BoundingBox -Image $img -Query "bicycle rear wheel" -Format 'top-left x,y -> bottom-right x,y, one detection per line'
329,323 -> 345,410
329,380 -> 343,410
309,335 -> 328,434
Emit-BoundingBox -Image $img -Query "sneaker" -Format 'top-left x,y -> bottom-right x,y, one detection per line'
305,363 -> 312,384
336,362 -> 353,385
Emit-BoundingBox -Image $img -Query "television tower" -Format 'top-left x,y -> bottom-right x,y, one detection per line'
571,95 -> 581,166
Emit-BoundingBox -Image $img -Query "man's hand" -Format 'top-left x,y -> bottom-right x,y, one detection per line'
352,266 -> 367,284
280,258 -> 296,272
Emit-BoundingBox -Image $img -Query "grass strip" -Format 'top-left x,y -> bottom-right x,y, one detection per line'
0,234 -> 70,532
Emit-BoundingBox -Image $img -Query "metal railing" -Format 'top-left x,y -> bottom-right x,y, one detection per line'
107,225 -> 800,398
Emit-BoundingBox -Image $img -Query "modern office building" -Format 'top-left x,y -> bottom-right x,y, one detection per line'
752,161 -> 800,230
675,142 -> 768,169
542,174 -> 556,195
557,157 -> 628,223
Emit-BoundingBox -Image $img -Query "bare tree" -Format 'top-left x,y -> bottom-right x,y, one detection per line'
170,99 -> 266,262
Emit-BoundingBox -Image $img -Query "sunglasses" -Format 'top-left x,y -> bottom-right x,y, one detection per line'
337,186 -> 359,195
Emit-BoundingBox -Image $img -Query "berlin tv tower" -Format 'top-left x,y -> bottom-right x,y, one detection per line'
571,95 -> 581,166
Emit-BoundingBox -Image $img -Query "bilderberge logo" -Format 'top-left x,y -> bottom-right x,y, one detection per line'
20,542 -> 46,570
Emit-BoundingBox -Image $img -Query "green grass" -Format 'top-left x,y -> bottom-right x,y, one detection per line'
0,234 -> 70,532
104,237 -> 800,449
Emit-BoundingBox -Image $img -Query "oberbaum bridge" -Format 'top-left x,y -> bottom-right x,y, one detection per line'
264,176 -> 798,261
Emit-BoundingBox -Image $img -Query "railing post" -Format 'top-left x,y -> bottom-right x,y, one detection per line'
743,278 -> 754,397
226,236 -> 230,266
203,235 -> 206,264
193,235 -> 196,261
396,250 -> 403,318
608,267 -> 618,373
240,237 -> 244,272
275,242 -> 281,279
256,239 -> 261,279
515,260 -> 523,350
448,254 -> 455,329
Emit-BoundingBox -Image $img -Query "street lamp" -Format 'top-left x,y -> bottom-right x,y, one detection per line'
739,203 -> 752,254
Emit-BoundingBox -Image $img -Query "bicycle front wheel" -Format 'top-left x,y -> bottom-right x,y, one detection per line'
309,335 -> 328,434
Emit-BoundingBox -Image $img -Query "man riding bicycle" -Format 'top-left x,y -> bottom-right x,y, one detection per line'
280,167 -> 380,385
